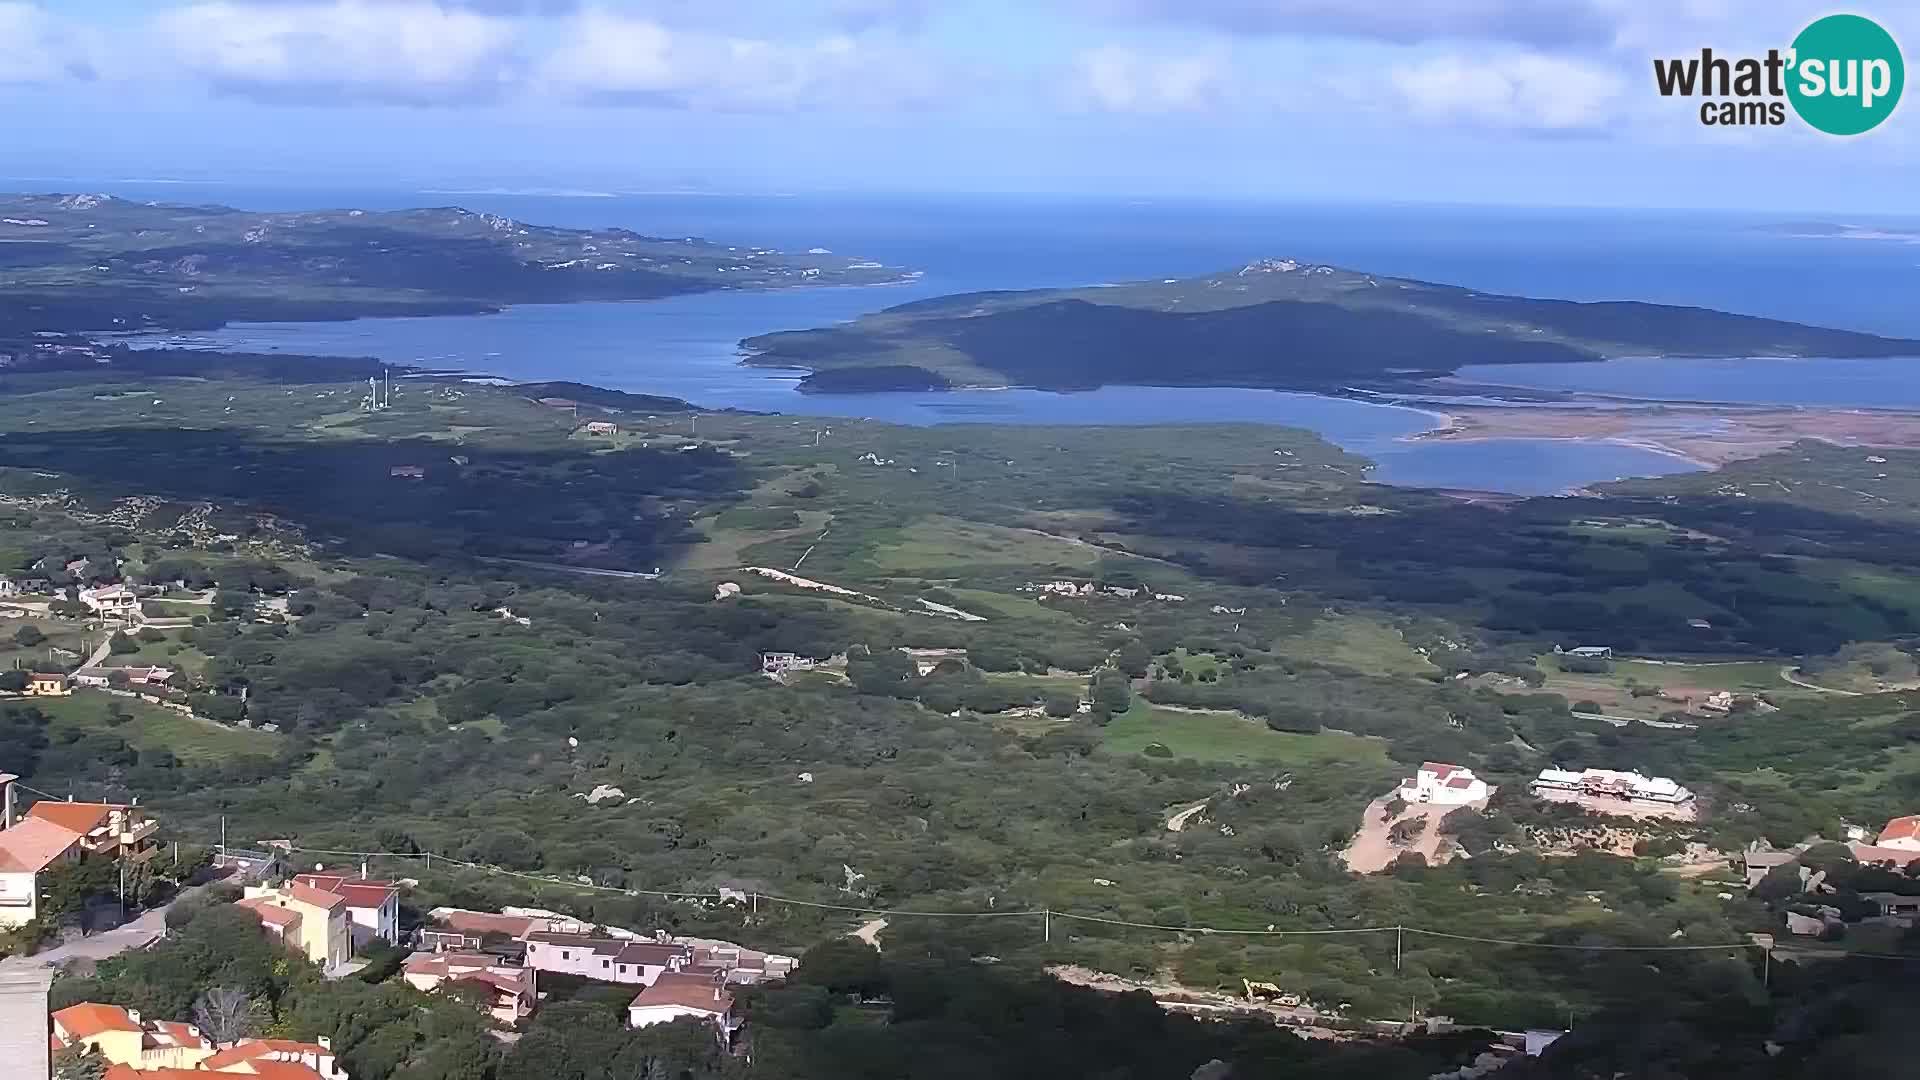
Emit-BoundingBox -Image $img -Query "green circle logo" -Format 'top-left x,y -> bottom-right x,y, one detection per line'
1787,14 -> 1904,135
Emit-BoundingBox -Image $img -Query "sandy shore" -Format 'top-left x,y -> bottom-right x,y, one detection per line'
1408,404 -> 1920,467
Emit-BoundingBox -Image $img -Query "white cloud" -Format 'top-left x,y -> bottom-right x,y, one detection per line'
1387,52 -> 1629,132
1072,45 -> 1230,113
1085,0 -> 1625,48
537,11 -> 947,111
0,1 -> 95,84
150,1 -> 521,104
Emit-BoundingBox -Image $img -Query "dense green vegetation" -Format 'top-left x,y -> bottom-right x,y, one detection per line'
0,194 -> 905,341
4,371 -> 1920,1057
743,261 -> 1920,392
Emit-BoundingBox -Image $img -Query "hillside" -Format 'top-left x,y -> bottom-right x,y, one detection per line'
0,193 -> 908,338
741,259 -> 1920,392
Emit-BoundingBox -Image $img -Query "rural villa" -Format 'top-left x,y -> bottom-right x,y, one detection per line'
1531,767 -> 1696,818
1397,762 -> 1490,806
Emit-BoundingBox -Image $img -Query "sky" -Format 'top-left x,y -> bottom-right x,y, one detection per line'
0,0 -> 1916,211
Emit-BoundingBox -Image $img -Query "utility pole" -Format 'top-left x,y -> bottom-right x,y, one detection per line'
1396,925 -> 1403,971
219,815 -> 226,864
1043,908 -> 1051,944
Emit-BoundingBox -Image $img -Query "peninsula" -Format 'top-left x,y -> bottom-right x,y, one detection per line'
741,258 -> 1920,393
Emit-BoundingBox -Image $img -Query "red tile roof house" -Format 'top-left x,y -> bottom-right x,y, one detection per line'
25,799 -> 162,863
293,873 -> 402,950
401,951 -> 537,1027
1875,814 -> 1920,853
199,1036 -> 349,1079
523,931 -> 693,986
627,971 -> 740,1041
0,817 -> 85,928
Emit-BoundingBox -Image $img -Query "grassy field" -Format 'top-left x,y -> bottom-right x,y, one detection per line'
34,692 -> 276,762
1100,704 -> 1389,767
0,618 -> 94,673
1274,613 -> 1437,676
1534,655 -> 1798,719
869,516 -> 1100,574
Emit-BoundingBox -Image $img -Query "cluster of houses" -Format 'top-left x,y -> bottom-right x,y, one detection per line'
51,1003 -> 348,1080
414,906 -> 795,1036
221,869 -> 792,1041
0,774 -> 162,928
1392,762 -> 1699,821
1019,580 -> 1185,602
1741,815 -> 1920,938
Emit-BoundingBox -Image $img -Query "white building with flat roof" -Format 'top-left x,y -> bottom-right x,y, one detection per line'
1531,767 -> 1694,814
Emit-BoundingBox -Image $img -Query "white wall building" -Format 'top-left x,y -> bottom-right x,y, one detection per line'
1531,768 -> 1694,808
1397,762 -> 1490,806
523,932 -> 693,986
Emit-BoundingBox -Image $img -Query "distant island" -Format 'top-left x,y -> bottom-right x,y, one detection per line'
0,193 -> 911,342
741,258 -> 1920,394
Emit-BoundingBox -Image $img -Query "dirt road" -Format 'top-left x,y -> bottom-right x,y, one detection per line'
1165,801 -> 1209,832
1340,793 -> 1488,874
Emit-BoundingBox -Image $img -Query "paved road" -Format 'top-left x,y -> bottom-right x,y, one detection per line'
0,884 -> 210,972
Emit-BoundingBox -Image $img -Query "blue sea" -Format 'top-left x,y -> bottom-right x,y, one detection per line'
98,184 -> 1920,495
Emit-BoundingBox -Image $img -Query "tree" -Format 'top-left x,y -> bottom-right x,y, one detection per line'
108,633 -> 139,656
51,1046 -> 106,1080
13,624 -> 44,647
1388,818 -> 1428,847
194,987 -> 265,1046
1043,693 -> 1079,718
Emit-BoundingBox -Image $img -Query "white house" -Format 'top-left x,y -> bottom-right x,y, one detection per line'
627,972 -> 738,1038
1396,762 -> 1490,806
760,653 -> 817,677
79,585 -> 142,623
523,932 -> 693,986
1875,815 -> 1920,852
0,818 -> 83,927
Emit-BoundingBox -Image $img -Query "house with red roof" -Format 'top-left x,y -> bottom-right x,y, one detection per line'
401,951 -> 537,1026
235,882 -> 352,974
1875,814 -> 1920,853
198,1036 -> 348,1079
293,873 -> 401,949
24,798 -> 161,863
50,1001 -> 214,1071
627,971 -> 739,1040
1396,761 -> 1490,806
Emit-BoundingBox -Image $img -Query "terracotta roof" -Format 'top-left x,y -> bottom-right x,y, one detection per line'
147,1020 -> 210,1049
1880,815 -> 1920,844
286,880 -> 347,911
25,800 -> 118,836
202,1039 -> 333,1071
235,897 -> 303,931
435,909 -> 536,938
106,1069 -> 208,1080
1445,775 -> 1476,789
53,1001 -> 141,1040
1420,761 -> 1462,779
294,873 -> 399,910
630,972 -> 732,1015
0,817 -> 82,873
1850,843 -> 1920,866
245,1064 -> 333,1080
